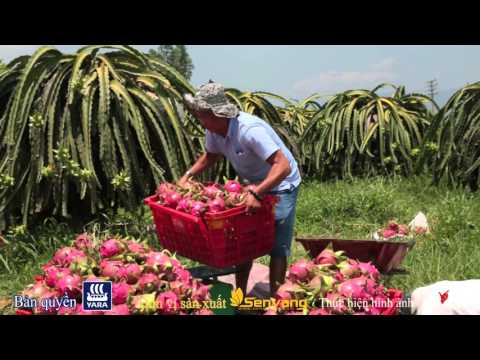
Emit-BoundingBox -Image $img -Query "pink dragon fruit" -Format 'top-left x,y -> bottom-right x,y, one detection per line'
57,305 -> 77,315
100,260 -> 126,280
224,192 -> 246,208
314,248 -> 343,266
53,247 -> 86,267
73,233 -> 93,251
160,269 -> 178,283
16,309 -> 33,315
326,293 -> 350,314
106,304 -> 130,315
23,280 -> 51,300
99,238 -> 124,258
176,198 -> 191,213
373,283 -> 385,296
276,291 -> 292,301
382,229 -> 397,239
56,274 -> 82,299
193,308 -> 214,315
364,305 -> 382,315
264,309 -> 278,315
138,273 -> 161,293
130,294 -> 157,315
173,268 -> 192,285
156,183 -> 176,197
43,266 -> 72,288
334,271 -> 345,282
190,201 -> 207,217
207,197 -> 226,213
357,262 -> 380,280
307,275 -> 322,289
284,311 -> 305,316
169,257 -> 182,270
398,224 -> 409,236
145,251 -> 175,273
349,276 -> 377,296
224,179 -> 242,193
337,259 -> 362,278
74,304 -> 103,315
370,294 -> 389,311
203,184 -> 221,199
33,290 -> 60,315
381,289 -> 403,315
156,291 -> 180,314
309,308 -> 331,315
318,275 -> 337,293
124,263 -> 142,284
127,241 -> 147,255
69,254 -> 92,276
338,278 -> 369,299
388,220 -> 399,232
168,280 -> 188,296
287,259 -> 314,283
112,282 -> 132,305
191,283 -> 211,302
52,248 -> 73,266
276,280 -> 304,300
164,192 -> 182,208
387,288 -> 403,301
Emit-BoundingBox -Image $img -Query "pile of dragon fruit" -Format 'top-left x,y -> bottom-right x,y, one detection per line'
265,249 -> 403,315
18,234 -> 213,315
156,178 -> 256,216
381,220 -> 411,239
373,220 -> 424,241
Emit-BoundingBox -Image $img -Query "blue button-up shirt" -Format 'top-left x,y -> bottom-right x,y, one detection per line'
205,111 -> 301,191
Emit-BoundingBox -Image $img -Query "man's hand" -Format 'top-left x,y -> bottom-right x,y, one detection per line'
177,175 -> 191,189
244,192 -> 262,214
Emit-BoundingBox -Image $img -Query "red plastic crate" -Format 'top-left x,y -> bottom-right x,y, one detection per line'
144,195 -> 277,268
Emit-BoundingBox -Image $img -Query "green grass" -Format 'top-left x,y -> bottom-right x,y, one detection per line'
2,175 -> 480,314
257,175 -> 480,292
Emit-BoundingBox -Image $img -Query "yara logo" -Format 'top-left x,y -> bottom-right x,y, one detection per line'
83,281 -> 112,311
87,283 -> 108,302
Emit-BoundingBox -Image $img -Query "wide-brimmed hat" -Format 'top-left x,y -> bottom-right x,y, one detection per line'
184,82 -> 239,118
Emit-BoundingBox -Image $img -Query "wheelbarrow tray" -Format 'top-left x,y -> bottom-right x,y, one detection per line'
296,236 -> 415,273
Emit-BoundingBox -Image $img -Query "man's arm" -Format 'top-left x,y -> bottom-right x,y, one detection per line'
240,126 -> 292,211
178,152 -> 223,187
244,150 -> 291,212
255,150 -> 292,196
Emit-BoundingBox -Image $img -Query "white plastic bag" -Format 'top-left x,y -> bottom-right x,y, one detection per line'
409,211 -> 430,234
411,280 -> 480,315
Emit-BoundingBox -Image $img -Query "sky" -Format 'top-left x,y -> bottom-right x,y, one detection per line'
1,45 -> 479,104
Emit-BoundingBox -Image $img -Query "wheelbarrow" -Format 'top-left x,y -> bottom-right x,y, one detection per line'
296,236 -> 416,273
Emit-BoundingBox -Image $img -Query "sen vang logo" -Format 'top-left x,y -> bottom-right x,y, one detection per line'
83,281 -> 112,311
230,287 -> 307,312
230,288 -> 244,307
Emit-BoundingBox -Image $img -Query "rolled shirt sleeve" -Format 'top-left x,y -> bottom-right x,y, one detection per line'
243,126 -> 281,161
